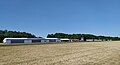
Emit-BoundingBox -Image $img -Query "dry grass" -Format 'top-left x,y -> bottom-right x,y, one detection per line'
0,41 -> 120,65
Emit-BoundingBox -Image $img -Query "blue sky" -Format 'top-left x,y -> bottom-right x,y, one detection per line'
0,0 -> 120,37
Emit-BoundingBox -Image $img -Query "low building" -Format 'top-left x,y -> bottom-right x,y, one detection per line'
86,39 -> 102,42
94,39 -> 102,42
86,39 -> 94,42
45,38 -> 61,43
3,38 -> 46,44
60,38 -> 71,42
3,38 -> 61,44
71,39 -> 80,42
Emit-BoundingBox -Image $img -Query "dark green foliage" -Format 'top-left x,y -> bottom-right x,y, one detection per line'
47,33 -> 120,41
0,30 -> 36,42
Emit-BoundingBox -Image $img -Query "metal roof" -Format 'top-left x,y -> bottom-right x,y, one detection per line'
3,38 -> 44,40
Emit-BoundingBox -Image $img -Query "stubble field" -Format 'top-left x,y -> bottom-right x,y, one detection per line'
0,41 -> 120,65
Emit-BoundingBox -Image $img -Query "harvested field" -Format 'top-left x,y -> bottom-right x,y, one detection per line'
0,41 -> 120,65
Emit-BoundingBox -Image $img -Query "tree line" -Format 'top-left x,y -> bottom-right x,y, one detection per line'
0,30 -> 36,42
47,33 -> 120,41
0,30 -> 120,43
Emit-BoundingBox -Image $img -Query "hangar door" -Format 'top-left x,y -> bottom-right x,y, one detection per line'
32,40 -> 41,43
11,40 -> 24,43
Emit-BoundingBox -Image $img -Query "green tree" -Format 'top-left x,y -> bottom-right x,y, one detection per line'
0,30 -> 36,43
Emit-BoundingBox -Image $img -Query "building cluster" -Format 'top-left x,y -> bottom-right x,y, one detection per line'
3,38 -> 70,44
3,37 -> 103,44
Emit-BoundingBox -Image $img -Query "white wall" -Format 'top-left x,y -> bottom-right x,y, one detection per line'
41,39 -> 49,43
4,40 -> 11,44
86,39 -> 94,42
24,40 -> 32,43
56,39 -> 61,42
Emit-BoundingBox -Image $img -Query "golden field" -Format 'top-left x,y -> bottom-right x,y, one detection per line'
0,41 -> 120,65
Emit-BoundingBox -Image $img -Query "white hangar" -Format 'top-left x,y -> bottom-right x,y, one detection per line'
3,38 -> 46,44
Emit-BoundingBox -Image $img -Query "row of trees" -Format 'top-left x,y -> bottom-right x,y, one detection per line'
0,30 -> 120,43
0,30 -> 36,42
47,33 -> 120,41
